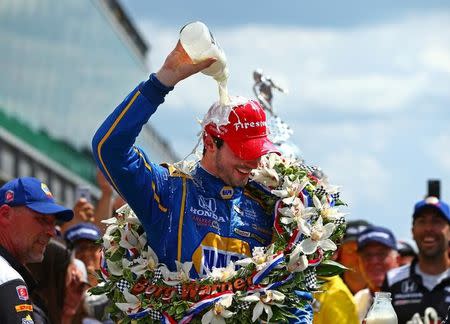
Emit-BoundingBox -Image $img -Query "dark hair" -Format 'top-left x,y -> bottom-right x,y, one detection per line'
203,136 -> 224,155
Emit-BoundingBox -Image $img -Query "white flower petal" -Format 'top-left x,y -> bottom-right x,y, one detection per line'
300,238 -> 318,255
201,310 -> 214,324
240,294 -> 260,303
318,239 -> 337,251
115,302 -> 137,314
263,304 -> 273,322
321,222 -> 336,238
252,302 -> 264,322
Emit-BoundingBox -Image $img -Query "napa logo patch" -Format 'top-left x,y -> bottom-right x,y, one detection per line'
41,183 -> 53,198
16,285 -> 29,301
192,233 -> 250,275
220,186 -> 234,199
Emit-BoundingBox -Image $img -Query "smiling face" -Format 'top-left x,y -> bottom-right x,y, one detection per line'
9,206 -> 56,263
214,142 -> 261,187
202,136 -> 261,187
412,208 -> 450,261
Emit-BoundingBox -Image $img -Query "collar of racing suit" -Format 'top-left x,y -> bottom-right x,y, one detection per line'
194,164 -> 244,200
0,245 -> 37,292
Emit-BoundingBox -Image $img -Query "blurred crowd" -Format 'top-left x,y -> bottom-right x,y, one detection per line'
0,171 -> 449,324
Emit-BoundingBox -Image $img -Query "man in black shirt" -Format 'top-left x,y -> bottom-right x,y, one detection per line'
383,196 -> 450,323
0,177 -> 73,323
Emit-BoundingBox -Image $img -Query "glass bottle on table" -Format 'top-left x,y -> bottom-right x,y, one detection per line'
363,292 -> 398,324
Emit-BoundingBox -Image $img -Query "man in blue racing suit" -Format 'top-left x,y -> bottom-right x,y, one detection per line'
92,41 -> 312,322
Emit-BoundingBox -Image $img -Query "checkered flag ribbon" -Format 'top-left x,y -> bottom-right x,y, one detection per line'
148,308 -> 162,321
236,301 -> 252,310
334,217 -> 346,226
331,192 -> 340,200
116,279 -> 131,292
151,268 -> 163,284
314,186 -> 327,197
300,163 -> 317,174
304,269 -> 317,289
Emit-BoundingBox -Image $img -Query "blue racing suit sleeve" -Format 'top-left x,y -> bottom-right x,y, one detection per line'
92,73 -> 174,223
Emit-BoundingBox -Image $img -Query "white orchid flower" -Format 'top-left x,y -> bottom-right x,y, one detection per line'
251,154 -> 282,188
235,246 -> 275,271
287,244 -> 309,273
299,216 -> 337,255
102,231 -> 118,254
101,204 -> 142,252
115,289 -> 141,314
161,260 -> 193,286
271,176 -> 309,206
130,246 -> 159,276
251,166 -> 280,188
279,200 -> 317,229
101,204 -> 141,227
201,294 -> 235,324
312,195 -> 347,221
208,262 -> 237,282
118,224 -> 141,250
106,258 -> 131,276
240,290 -> 285,323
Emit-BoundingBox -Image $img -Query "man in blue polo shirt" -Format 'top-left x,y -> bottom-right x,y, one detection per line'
0,177 -> 73,323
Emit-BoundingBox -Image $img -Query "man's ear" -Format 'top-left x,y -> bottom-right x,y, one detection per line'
203,133 -> 216,152
0,204 -> 12,224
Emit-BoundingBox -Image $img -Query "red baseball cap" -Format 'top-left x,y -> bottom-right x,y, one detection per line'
204,99 -> 280,160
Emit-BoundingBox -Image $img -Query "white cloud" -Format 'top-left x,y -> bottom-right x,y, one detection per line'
426,134 -> 450,172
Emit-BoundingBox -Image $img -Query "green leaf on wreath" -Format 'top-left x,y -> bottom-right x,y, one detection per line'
109,247 -> 125,262
315,259 -> 348,277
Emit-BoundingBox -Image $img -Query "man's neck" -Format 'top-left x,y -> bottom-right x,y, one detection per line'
0,234 -> 21,263
418,254 -> 450,275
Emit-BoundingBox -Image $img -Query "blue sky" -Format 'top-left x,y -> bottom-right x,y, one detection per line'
119,0 -> 450,245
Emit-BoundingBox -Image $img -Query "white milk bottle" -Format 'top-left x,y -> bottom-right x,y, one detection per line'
179,21 -> 229,105
364,292 -> 398,324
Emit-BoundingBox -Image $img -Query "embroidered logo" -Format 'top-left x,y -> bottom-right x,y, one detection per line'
16,285 -> 29,301
220,186 -> 234,200
40,183 -> 53,198
401,280 -> 417,294
198,195 -> 217,212
15,304 -> 33,312
5,190 -> 14,203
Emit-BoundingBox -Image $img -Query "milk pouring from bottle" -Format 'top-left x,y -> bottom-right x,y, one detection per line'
364,292 -> 398,324
179,21 -> 229,105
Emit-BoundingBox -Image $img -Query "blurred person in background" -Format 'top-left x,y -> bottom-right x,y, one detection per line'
0,177 -> 73,323
65,222 -> 111,323
383,196 -> 450,323
313,256 -> 359,323
30,197 -> 100,323
28,239 -> 88,324
335,219 -> 371,294
396,240 -> 417,266
354,225 -> 399,322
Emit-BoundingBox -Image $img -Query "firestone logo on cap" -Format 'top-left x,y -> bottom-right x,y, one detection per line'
41,183 -> 53,198
5,190 -> 14,203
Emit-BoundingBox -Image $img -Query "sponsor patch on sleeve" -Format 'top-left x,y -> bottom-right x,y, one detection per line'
16,285 -> 29,301
21,314 -> 34,324
15,304 -> 33,312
